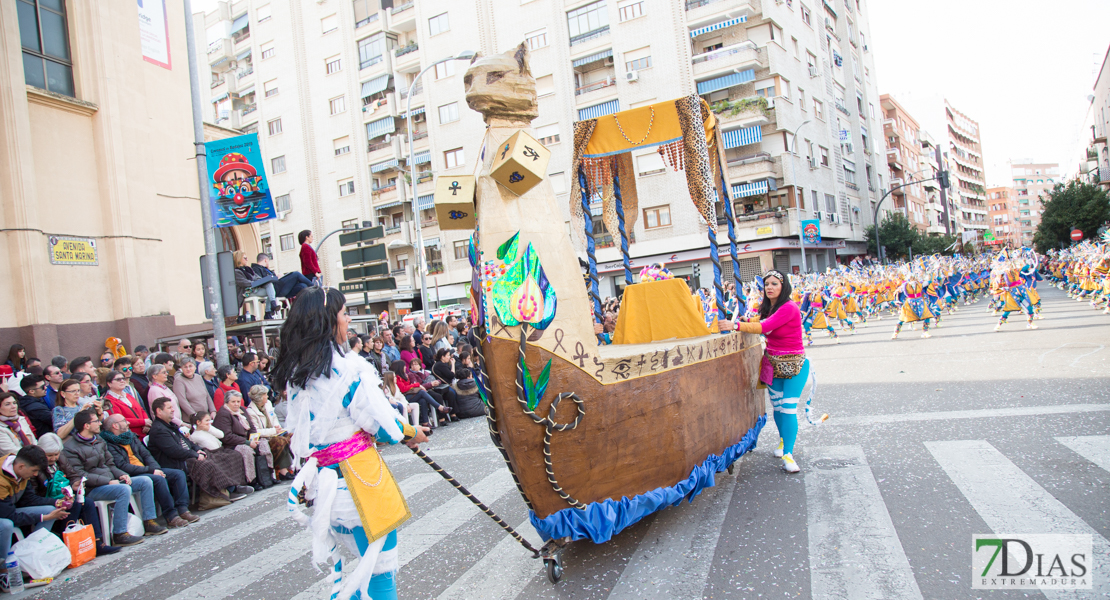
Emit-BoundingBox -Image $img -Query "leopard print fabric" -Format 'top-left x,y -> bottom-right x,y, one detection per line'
569,119 -> 598,222
675,94 -> 717,232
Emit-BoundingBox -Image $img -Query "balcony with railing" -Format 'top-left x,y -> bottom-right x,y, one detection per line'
240,104 -> 257,117
426,261 -> 444,275
392,1 -> 414,15
575,76 -> 616,96
211,77 -> 226,90
727,152 -> 781,183
691,41 -> 763,77
237,67 -> 254,80
398,83 -> 423,99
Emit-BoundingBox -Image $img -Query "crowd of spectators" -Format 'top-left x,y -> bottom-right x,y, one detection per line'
0,339 -> 293,586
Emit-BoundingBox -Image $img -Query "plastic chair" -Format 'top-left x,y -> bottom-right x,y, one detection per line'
12,529 -> 23,542
93,494 -> 143,536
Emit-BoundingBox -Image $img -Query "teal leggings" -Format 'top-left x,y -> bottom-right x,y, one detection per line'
768,358 -> 810,456
353,528 -> 399,600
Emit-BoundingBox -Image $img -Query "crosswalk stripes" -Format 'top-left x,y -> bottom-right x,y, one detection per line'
606,472 -> 738,599
1055,435 -> 1110,473
164,530 -> 311,600
436,517 -> 542,600
925,439 -> 1110,599
804,445 -> 924,600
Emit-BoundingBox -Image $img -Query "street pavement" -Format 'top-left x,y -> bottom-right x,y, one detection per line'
25,285 -> 1109,600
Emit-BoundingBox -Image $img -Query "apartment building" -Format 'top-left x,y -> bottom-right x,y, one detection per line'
945,100 -> 988,234
879,94 -> 932,232
986,186 -> 1018,248
1009,161 -> 1060,247
916,128 -> 952,236
193,0 -> 889,314
1082,44 -> 1110,187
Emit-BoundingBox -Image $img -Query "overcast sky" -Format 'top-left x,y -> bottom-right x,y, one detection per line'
867,0 -> 1110,187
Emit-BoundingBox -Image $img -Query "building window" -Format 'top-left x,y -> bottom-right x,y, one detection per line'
801,4 -> 812,26
525,29 -> 547,50
321,14 -> 338,34
260,235 -> 272,256
755,81 -> 776,98
279,233 -> 295,251
567,1 -> 609,44
453,240 -> 468,260
819,146 -> 829,166
643,205 -> 671,229
342,218 -> 359,230
813,99 -> 823,119
334,136 -> 351,156
843,166 -> 856,184
824,193 -> 836,213
444,147 -> 464,169
271,155 -> 286,173
428,12 -> 449,36
267,118 -> 283,136
434,60 -> 455,79
625,55 -> 651,72
275,193 -> 291,211
438,102 -> 459,124
329,95 -> 346,115
618,0 -> 643,21
536,74 -> 555,97
395,254 -> 408,270
338,179 -> 355,197
536,123 -> 560,146
17,0 -> 74,97
261,45 -> 275,60
358,33 -> 390,69
264,79 -> 278,97
257,4 -> 271,22
326,57 -> 342,74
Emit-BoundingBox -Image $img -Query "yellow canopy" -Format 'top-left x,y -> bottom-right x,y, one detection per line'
583,98 -> 717,158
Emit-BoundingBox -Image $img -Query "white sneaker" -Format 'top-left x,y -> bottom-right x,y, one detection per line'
891,332 -> 899,339
994,323 -> 1002,332
781,454 -> 800,473
774,438 -> 784,458
1027,323 -> 1038,330
921,332 -> 931,338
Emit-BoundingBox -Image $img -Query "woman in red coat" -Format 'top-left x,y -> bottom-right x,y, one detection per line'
103,369 -> 150,436
212,365 -> 241,412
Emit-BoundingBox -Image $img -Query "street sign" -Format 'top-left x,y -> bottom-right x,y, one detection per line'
48,236 -> 98,266
339,226 -> 384,247
343,263 -> 390,280
395,301 -> 412,309
983,230 -> 995,242
1070,229 -> 1083,241
340,244 -> 388,266
339,278 -> 398,293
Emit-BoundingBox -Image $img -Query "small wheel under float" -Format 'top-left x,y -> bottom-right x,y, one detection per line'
541,538 -> 569,584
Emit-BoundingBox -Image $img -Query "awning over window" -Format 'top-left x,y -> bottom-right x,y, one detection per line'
212,93 -> 230,102
732,180 -> 769,198
361,74 -> 392,98
416,194 -> 435,210
371,158 -> 399,173
422,236 -> 440,247
399,106 -> 426,118
236,49 -> 252,61
689,16 -> 747,38
578,99 -> 620,121
414,151 -> 431,164
375,201 -> 403,211
696,69 -> 755,95
210,56 -> 229,68
231,14 -> 249,33
572,48 -> 613,68
722,125 -> 762,149
236,86 -> 255,98
366,116 -> 396,139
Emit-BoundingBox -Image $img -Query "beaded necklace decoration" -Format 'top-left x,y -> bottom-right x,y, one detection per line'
613,107 -> 654,146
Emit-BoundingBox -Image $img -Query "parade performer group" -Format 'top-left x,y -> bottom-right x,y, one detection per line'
1043,233 -> 1110,315
273,287 -> 428,600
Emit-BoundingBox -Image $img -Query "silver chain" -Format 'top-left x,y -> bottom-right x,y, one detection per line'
344,451 -> 385,488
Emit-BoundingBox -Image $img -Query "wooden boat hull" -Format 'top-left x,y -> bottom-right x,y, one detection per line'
483,331 -> 765,522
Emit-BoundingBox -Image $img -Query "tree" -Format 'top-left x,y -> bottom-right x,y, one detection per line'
1033,181 -> 1110,253
865,212 -> 919,260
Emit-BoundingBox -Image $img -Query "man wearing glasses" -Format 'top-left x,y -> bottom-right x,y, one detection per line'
173,339 -> 192,365
17,376 -> 52,438
42,365 -> 65,409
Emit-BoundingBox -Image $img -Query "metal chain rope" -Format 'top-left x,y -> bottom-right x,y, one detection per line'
515,326 -> 587,510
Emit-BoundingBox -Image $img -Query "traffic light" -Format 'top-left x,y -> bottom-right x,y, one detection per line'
693,263 -> 701,277
938,170 -> 950,190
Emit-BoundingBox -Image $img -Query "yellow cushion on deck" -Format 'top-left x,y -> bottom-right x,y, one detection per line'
612,278 -> 712,345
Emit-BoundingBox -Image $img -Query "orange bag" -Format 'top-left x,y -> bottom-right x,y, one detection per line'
62,523 -> 96,568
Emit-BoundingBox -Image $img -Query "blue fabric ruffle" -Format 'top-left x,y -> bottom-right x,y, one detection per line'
529,414 -> 766,543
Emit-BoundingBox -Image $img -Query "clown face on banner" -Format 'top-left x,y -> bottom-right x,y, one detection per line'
204,133 -> 276,227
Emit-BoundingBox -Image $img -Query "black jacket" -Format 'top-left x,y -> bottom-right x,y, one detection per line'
101,434 -> 161,477
0,473 -> 54,529
17,395 -> 52,438
146,418 -> 199,472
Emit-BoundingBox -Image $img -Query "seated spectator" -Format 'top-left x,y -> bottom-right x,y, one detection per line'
252,253 -> 313,301
99,352 -> 115,370
382,330 -> 401,365
42,364 -> 64,409
430,320 -> 453,355
146,401 -> 250,506
145,364 -> 183,428
382,372 -> 420,429
61,411 -> 146,546
52,378 -> 84,439
348,336 -> 364,356
198,361 -> 219,399
213,391 -> 264,489
431,349 -> 463,418
186,411 -> 254,501
35,433 -> 118,554
388,360 -> 449,429
132,346 -> 150,369
234,250 -> 280,320
452,369 -> 486,419
103,369 -> 151,436
151,353 -> 176,387
18,375 -> 53,437
365,336 -> 387,375
172,339 -> 192,366
417,333 -> 437,370
68,356 -> 95,380
4,345 -> 26,373
172,358 -> 214,423
212,365 -> 241,412
100,414 -> 197,528
271,390 -> 290,428
0,393 -> 36,454
244,386 -> 293,482
446,315 -> 461,346
72,372 -> 100,410
398,335 -> 419,368
237,353 -> 270,401
0,446 -> 71,567
125,357 -> 151,416
190,342 -> 209,364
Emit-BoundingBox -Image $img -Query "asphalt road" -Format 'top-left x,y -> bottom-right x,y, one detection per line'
26,286 -> 1109,600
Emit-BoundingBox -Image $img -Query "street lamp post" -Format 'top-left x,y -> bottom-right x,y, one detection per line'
873,170 -> 940,263
406,51 -> 476,316
787,120 -> 812,273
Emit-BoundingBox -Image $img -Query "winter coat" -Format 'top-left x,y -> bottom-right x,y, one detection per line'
146,417 -> 200,472
101,433 -> 161,477
213,406 -> 256,448
62,433 -> 128,488
173,374 -> 215,420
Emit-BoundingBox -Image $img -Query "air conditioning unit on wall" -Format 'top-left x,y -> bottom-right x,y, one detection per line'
624,71 -> 639,82
808,66 -> 818,78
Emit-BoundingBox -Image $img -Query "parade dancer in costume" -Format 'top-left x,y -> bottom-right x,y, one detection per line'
273,287 -> 429,600
891,277 -> 934,339
728,271 -> 824,473
992,259 -> 1037,332
799,289 -> 839,345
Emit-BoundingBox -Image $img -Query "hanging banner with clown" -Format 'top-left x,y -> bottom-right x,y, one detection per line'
204,133 -> 276,228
